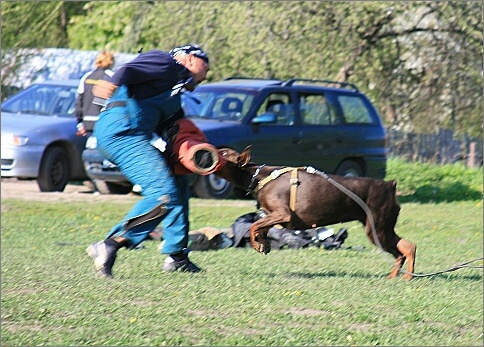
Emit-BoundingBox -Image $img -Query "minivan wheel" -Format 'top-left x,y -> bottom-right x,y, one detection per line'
37,147 -> 70,192
192,174 -> 234,199
335,160 -> 364,177
93,180 -> 133,195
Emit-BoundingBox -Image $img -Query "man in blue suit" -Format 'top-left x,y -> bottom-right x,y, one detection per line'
86,44 -> 210,278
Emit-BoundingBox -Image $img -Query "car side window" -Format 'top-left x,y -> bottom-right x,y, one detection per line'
210,93 -> 250,120
21,87 -> 54,115
52,89 -> 77,116
5,85 -> 77,117
338,95 -> 374,124
298,93 -> 339,126
256,93 -> 295,126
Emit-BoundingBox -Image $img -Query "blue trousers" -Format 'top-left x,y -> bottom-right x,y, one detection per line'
94,87 -> 189,254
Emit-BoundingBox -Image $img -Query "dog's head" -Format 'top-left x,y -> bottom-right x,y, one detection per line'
215,146 -> 254,190
218,145 -> 252,167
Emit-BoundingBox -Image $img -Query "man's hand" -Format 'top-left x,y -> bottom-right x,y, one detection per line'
93,80 -> 117,100
76,123 -> 87,137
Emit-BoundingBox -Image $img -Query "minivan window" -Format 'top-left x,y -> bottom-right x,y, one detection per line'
338,95 -> 374,124
192,89 -> 255,121
256,93 -> 295,126
299,93 -> 339,125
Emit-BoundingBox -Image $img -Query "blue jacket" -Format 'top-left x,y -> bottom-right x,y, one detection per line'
111,50 -> 192,100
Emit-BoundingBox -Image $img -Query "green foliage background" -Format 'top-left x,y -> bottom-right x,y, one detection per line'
1,1 -> 482,137
386,158 -> 483,203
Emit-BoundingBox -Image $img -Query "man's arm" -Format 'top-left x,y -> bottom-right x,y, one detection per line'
92,80 -> 118,100
74,93 -> 84,123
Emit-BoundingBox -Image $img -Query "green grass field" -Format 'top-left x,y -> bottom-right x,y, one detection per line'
1,160 -> 483,346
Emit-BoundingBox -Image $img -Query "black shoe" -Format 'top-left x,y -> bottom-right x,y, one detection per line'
162,255 -> 202,273
86,241 -> 117,278
322,228 -> 348,250
334,228 -> 348,244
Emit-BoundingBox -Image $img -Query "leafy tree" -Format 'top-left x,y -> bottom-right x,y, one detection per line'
1,1 -> 86,92
67,1 -> 139,52
3,1 -> 482,138
2,1 -> 85,48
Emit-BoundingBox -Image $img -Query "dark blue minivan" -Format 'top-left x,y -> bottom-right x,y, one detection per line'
82,78 -> 387,199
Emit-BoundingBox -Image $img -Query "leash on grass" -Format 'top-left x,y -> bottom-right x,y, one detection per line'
305,166 -> 484,278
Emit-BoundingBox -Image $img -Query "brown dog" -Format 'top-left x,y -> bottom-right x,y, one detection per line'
216,146 -> 416,280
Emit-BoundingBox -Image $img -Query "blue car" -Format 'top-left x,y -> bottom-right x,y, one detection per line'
1,80 -> 87,191
82,78 -> 387,199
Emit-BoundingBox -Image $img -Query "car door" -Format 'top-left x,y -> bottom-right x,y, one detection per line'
242,92 -> 305,167
294,91 -> 350,172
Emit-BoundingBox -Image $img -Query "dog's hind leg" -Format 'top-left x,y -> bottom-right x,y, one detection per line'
395,239 -> 416,280
387,252 -> 405,279
364,222 -> 415,280
386,238 -> 416,280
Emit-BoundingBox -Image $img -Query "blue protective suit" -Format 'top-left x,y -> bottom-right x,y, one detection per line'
93,51 -> 193,254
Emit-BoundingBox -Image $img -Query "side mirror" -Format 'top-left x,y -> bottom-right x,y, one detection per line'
251,112 -> 277,124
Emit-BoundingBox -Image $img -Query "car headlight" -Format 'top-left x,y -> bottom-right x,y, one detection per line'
1,134 -> 29,146
85,136 -> 97,149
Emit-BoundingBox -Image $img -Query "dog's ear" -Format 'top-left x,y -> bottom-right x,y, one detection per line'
238,145 -> 252,167
390,180 -> 397,191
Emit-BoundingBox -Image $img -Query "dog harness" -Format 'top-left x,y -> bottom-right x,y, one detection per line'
255,167 -> 303,228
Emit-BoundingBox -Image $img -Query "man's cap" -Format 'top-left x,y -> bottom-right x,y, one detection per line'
169,44 -> 209,64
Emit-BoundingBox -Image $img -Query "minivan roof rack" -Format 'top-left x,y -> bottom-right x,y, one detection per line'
282,78 -> 359,91
223,76 -> 276,81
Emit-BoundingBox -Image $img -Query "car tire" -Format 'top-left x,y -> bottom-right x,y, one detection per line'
93,180 -> 133,195
192,174 -> 234,199
37,147 -> 70,192
335,160 -> 364,177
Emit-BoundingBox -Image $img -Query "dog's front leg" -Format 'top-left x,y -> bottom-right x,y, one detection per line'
249,211 -> 292,254
249,223 -> 271,254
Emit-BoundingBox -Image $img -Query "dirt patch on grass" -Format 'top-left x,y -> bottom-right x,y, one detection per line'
1,178 -> 255,208
1,178 -> 140,204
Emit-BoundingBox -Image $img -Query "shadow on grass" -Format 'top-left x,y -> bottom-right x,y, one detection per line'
284,270 -> 382,280
398,181 -> 482,204
430,273 -> 483,281
282,270 -> 483,282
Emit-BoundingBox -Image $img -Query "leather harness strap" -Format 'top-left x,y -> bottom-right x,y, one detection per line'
289,167 -> 299,212
256,167 -> 296,193
255,167 -> 301,228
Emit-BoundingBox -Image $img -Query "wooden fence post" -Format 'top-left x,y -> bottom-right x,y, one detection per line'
467,142 -> 476,168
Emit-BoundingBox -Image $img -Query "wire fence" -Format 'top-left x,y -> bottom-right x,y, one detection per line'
386,128 -> 482,168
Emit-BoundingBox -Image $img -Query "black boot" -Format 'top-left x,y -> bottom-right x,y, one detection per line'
162,249 -> 202,273
86,237 -> 126,278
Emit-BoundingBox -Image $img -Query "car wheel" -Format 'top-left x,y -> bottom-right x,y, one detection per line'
335,160 -> 364,177
37,147 -> 70,192
93,180 -> 133,195
192,174 -> 234,199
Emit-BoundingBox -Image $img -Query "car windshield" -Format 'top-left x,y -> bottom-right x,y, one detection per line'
187,88 -> 256,122
1,84 -> 77,118
181,92 -> 204,117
